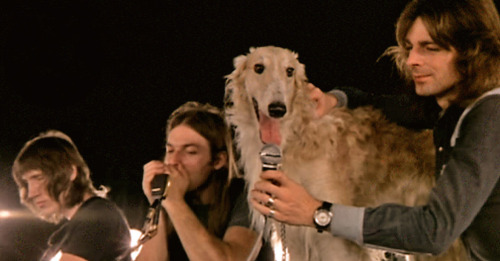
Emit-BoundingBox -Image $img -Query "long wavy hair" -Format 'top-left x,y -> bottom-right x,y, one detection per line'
12,130 -> 105,223
165,101 -> 239,237
385,0 -> 500,106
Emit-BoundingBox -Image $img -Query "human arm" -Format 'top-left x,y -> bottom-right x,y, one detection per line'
250,170 -> 364,244
362,96 -> 500,254
250,170 -> 322,227
139,160 -> 257,261
136,204 -> 256,261
164,163 -> 256,261
250,97 -> 500,255
309,83 -> 440,129
164,199 -> 257,261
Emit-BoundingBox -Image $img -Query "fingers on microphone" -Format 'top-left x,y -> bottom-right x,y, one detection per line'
253,180 -> 277,194
261,171 -> 286,187
260,169 -> 281,179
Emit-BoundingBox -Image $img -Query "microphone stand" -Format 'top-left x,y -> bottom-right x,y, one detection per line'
138,195 -> 165,244
117,196 -> 165,260
138,175 -> 171,246
118,179 -> 170,260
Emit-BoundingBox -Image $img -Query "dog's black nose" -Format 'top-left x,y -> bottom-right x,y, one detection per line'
268,102 -> 286,118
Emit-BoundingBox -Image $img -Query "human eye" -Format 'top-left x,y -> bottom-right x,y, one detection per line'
184,145 -> 200,155
186,149 -> 198,155
401,44 -> 412,57
30,174 -> 47,184
402,40 -> 412,51
425,43 -> 442,52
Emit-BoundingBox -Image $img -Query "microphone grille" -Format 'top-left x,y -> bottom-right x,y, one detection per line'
259,143 -> 282,166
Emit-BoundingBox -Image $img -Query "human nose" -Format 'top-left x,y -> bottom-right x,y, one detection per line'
406,48 -> 422,67
26,181 -> 40,200
166,151 -> 181,165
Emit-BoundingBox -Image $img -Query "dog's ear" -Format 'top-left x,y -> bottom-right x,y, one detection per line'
290,50 -> 305,81
223,53 -> 247,87
294,61 -> 308,88
233,54 -> 248,71
224,53 -> 247,84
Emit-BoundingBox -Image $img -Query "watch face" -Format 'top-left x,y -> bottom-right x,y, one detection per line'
315,209 -> 332,226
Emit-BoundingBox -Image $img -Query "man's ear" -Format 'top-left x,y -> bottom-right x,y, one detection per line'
70,165 -> 78,181
213,151 -> 228,170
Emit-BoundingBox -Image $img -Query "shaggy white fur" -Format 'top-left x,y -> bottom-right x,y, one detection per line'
224,46 -> 465,261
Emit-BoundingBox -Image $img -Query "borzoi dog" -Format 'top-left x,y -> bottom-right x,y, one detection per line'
224,46 -> 465,260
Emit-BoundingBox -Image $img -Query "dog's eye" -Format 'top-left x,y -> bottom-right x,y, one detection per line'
286,67 -> 294,77
254,64 -> 265,74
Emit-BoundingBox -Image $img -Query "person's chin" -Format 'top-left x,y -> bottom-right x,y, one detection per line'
415,85 -> 430,96
415,82 -> 437,97
37,205 -> 58,218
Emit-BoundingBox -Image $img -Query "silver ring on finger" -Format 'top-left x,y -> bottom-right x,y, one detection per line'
265,196 -> 275,208
268,209 -> 275,219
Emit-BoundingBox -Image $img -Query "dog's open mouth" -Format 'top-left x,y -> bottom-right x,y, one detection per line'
253,97 -> 284,145
259,110 -> 282,145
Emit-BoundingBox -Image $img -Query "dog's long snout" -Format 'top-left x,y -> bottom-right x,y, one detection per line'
268,102 -> 286,118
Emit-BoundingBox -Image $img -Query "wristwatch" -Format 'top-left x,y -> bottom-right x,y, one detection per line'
313,201 -> 333,233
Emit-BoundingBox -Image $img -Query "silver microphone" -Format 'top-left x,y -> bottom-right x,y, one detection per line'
255,143 -> 284,261
259,143 -> 282,171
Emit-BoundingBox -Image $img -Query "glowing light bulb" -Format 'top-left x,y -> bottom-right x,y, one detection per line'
50,251 -> 62,261
0,210 -> 11,218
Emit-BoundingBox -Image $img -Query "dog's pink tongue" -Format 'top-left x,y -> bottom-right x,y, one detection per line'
259,111 -> 281,145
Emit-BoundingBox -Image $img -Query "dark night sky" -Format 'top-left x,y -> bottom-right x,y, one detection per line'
3,1 -> 496,260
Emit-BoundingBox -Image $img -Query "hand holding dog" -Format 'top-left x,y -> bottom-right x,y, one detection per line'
250,170 -> 322,227
307,83 -> 338,118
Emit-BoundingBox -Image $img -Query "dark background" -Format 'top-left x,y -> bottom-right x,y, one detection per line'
2,1 -> 497,260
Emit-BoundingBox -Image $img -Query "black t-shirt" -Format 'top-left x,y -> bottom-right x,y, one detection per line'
167,178 -> 250,261
41,197 -> 132,261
